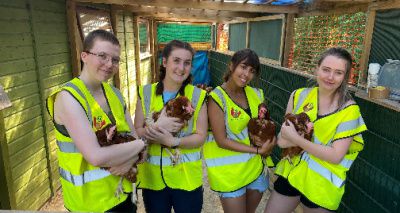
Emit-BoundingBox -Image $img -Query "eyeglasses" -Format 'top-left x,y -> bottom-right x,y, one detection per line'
85,51 -> 121,66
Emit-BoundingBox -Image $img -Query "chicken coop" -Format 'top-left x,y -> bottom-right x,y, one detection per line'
0,0 -> 399,212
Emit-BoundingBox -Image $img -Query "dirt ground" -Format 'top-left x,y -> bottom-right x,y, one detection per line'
40,166 -> 274,213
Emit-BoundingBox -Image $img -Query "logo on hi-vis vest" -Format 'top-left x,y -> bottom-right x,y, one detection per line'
93,116 -> 106,130
230,107 -> 241,118
303,103 -> 314,112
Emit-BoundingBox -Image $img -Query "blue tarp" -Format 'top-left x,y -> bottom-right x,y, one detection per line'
191,51 -> 210,86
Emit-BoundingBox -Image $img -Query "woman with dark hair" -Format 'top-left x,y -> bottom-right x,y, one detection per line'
134,40 -> 208,213
204,49 -> 276,213
47,29 -> 144,212
264,47 -> 367,213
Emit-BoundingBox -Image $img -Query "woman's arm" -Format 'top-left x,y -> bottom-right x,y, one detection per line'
145,104 -> 208,149
208,97 -> 263,154
281,120 -> 352,164
54,91 -> 144,167
277,91 -> 298,148
134,97 -> 184,138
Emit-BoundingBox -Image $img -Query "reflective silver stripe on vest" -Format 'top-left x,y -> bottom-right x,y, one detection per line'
179,87 -> 202,137
313,135 -> 353,169
64,82 -> 93,125
205,153 -> 256,167
206,132 -> 214,143
336,116 -> 365,134
57,140 -> 79,153
213,88 -> 247,141
339,158 -> 353,169
313,135 -> 332,146
110,85 -> 125,109
251,87 -> 262,100
293,88 -> 312,113
143,84 -> 153,117
302,152 -> 345,188
59,167 -> 111,186
147,151 -> 201,166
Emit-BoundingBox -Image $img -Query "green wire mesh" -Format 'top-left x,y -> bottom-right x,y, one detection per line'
157,23 -> 211,43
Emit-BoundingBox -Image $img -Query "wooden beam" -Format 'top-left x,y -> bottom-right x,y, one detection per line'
318,0 -> 372,2
110,6 -> 121,89
113,5 -> 262,19
149,19 -> 156,83
76,0 -> 299,13
358,8 -> 376,85
153,21 -> 159,81
246,21 -> 250,48
282,13 -> 294,68
133,16 -> 142,86
370,0 -> 400,10
66,0 -> 81,77
298,2 -> 369,17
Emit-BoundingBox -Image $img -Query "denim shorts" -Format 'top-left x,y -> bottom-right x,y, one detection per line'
219,172 -> 269,198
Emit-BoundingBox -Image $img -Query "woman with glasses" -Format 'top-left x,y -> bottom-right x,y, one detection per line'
46,29 -> 144,212
134,40 -> 208,213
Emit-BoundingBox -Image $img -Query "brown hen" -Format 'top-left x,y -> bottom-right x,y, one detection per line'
248,103 -> 276,147
95,125 -> 144,182
281,112 -> 313,160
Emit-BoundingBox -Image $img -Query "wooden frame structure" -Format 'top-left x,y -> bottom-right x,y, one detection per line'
2,0 -> 400,211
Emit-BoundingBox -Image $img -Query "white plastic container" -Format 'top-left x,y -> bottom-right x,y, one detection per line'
367,63 -> 381,92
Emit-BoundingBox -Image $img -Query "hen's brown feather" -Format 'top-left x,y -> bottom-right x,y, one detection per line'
281,112 -> 313,158
248,103 -> 276,147
95,124 -> 143,182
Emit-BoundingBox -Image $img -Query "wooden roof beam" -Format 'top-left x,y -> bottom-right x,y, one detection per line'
76,0 -> 299,13
113,5 -> 262,18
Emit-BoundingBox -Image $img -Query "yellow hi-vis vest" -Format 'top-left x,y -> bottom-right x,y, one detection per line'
46,78 -> 133,212
203,86 -> 274,192
275,87 -> 367,210
137,83 -> 207,191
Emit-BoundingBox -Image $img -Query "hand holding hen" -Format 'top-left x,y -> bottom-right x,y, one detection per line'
248,103 -> 276,148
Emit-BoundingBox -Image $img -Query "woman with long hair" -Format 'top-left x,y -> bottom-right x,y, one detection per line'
134,40 -> 208,213
265,47 -> 367,213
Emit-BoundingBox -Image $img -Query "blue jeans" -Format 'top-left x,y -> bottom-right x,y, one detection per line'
142,186 -> 203,213
219,172 -> 269,198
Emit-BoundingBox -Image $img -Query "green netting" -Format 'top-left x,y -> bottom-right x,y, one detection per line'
157,23 -> 211,43
209,51 -> 399,213
369,9 -> 400,66
249,19 -> 283,61
289,12 -> 366,85
228,23 -> 247,52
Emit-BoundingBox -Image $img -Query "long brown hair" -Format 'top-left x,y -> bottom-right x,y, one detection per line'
317,47 -> 353,108
156,40 -> 195,95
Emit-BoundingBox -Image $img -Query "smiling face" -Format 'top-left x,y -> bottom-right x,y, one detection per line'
81,39 -> 120,82
229,61 -> 256,88
162,48 -> 193,85
316,55 -> 347,93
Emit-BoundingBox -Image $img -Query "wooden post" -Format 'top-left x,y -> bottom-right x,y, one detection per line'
149,19 -> 156,82
133,16 -> 142,86
66,0 -> 81,77
153,20 -> 159,82
0,85 -> 12,209
283,13 -> 295,68
246,21 -> 250,48
358,8 -> 376,86
110,6 -> 121,89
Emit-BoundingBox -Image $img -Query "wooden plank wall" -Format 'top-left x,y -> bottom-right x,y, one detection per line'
0,0 -> 72,210
114,11 -> 138,116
